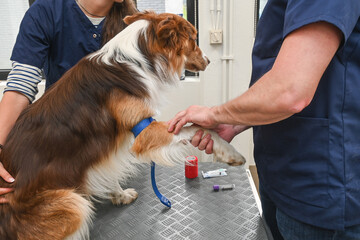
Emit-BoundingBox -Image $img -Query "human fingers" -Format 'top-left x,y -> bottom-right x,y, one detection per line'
167,110 -> 186,133
0,188 -> 13,196
168,105 -> 215,134
205,139 -> 214,154
170,111 -> 191,135
197,134 -> 212,151
173,116 -> 190,135
0,187 -> 14,204
0,162 -> 15,183
190,130 -> 204,147
0,197 -> 10,204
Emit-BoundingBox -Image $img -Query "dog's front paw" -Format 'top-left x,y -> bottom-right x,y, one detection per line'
226,151 -> 246,166
111,188 -> 138,205
215,147 -> 246,166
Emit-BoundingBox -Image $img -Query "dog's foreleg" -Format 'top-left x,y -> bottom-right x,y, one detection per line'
131,121 -> 182,165
110,182 -> 138,205
131,122 -> 245,166
176,125 -> 246,166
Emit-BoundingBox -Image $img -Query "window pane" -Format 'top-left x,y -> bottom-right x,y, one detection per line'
136,0 -> 197,78
259,0 -> 267,18
136,0 -> 186,17
0,0 -> 29,69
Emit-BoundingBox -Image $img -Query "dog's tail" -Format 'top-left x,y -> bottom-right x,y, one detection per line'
0,189 -> 94,240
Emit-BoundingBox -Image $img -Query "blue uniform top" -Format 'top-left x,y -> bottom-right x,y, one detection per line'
11,0 -> 104,89
251,0 -> 360,230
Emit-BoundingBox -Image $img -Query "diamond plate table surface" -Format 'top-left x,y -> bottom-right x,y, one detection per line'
90,162 -> 269,240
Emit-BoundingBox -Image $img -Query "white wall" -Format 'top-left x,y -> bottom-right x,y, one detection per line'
197,0 -> 256,167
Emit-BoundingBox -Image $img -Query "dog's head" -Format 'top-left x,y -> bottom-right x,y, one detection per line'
124,11 -> 210,75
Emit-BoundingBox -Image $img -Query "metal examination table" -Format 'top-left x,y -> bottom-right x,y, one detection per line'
90,162 -> 270,240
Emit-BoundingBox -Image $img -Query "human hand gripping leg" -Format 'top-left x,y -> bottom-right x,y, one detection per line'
0,161 -> 14,204
0,92 -> 29,204
190,124 -> 247,154
168,105 -> 249,154
167,105 -> 218,134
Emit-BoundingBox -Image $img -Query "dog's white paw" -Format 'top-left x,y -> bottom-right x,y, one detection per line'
111,188 -> 138,205
214,146 -> 246,166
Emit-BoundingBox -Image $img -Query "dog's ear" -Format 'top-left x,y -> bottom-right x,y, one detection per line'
156,16 -> 181,49
123,11 -> 156,25
156,15 -> 197,50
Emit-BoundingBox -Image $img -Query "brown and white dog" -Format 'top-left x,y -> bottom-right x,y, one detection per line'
0,12 -> 245,239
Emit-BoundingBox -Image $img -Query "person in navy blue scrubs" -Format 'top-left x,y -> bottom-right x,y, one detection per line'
0,0 -> 137,203
168,1 -> 360,239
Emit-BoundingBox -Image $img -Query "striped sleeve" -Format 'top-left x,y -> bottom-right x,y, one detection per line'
4,61 -> 43,102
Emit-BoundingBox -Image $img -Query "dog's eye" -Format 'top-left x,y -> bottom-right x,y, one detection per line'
188,39 -> 197,50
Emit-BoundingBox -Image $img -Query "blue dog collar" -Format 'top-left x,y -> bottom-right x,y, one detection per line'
131,117 -> 171,208
131,117 -> 155,137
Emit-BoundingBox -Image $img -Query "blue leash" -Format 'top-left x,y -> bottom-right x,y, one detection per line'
151,161 -> 171,208
132,117 -> 171,208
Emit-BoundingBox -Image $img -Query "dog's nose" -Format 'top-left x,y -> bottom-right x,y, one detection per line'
205,57 -> 210,64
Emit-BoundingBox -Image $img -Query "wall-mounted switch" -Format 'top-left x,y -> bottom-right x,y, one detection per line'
210,29 -> 223,44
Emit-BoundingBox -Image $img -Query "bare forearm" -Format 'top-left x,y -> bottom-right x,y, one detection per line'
211,72 -> 296,126
212,22 -> 342,127
169,22 -> 342,134
0,91 -> 29,145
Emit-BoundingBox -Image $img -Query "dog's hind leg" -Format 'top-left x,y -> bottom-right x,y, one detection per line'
131,121 -> 245,166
